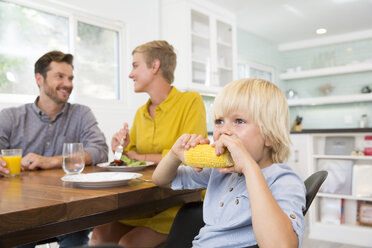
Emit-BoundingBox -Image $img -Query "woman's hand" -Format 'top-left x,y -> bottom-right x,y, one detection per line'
126,150 -> 141,160
111,123 -> 130,153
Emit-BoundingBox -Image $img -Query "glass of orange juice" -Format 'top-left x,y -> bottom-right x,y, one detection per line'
1,149 -> 22,177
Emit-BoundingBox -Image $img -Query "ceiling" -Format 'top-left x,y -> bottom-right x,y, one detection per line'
208,0 -> 372,45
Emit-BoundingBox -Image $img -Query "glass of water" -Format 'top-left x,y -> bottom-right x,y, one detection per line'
62,143 -> 85,174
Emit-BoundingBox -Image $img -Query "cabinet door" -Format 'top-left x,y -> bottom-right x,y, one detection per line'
215,19 -> 234,87
190,8 -> 235,90
191,9 -> 211,86
161,0 -> 236,94
288,134 -> 310,180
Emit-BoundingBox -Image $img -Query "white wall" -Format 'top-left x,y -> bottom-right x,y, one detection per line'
0,0 -> 161,161
63,0 -> 161,159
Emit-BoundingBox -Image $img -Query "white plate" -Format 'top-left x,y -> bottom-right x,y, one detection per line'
97,161 -> 154,172
61,172 -> 142,188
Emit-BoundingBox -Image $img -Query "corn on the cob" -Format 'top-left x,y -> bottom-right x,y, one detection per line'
184,144 -> 233,168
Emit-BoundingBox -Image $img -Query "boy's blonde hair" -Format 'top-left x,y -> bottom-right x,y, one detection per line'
213,78 -> 290,163
132,40 -> 177,84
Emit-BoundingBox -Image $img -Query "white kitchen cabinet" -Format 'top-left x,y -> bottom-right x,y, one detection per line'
287,134 -> 311,181
308,132 -> 372,247
280,63 -> 372,106
161,0 -> 237,94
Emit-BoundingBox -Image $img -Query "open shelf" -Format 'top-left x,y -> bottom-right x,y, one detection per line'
280,63 -> 372,80
317,192 -> 372,201
313,154 -> 372,160
309,222 -> 372,247
192,58 -> 207,65
218,65 -> 232,71
217,40 -> 232,47
287,93 -> 372,106
307,132 -> 372,247
191,31 -> 209,40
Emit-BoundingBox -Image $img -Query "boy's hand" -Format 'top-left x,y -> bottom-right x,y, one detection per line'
213,134 -> 256,175
170,134 -> 209,163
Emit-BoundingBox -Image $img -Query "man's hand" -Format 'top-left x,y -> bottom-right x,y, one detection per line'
21,153 -> 59,170
0,155 -> 10,175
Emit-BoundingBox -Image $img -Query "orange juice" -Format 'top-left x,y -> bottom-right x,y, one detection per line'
3,155 -> 22,176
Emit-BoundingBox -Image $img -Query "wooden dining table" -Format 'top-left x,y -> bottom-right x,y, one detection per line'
0,165 -> 201,247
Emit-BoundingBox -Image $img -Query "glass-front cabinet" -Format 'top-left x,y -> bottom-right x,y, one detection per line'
191,10 -> 211,85
215,20 -> 234,87
161,0 -> 236,94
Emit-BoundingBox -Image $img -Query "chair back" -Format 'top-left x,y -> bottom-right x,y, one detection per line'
303,170 -> 328,215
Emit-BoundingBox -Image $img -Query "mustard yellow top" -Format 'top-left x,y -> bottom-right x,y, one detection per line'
121,87 -> 207,234
126,86 -> 207,157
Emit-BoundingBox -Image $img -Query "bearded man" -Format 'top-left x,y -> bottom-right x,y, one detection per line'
0,50 -> 108,247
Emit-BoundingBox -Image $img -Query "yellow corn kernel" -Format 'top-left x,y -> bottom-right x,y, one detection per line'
184,144 -> 233,168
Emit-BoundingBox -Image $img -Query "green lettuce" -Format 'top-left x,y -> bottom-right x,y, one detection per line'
121,154 -> 146,166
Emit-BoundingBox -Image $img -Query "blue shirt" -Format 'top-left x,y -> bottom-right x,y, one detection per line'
172,163 -> 306,248
0,98 -> 108,165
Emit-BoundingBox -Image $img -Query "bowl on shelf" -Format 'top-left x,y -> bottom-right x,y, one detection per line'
318,84 -> 333,96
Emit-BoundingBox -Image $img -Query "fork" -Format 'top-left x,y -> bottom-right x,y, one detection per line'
113,129 -> 127,162
136,178 -> 153,183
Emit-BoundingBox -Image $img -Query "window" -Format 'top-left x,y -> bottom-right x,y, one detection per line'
0,1 -> 68,96
75,21 -> 120,100
0,0 -> 123,101
238,61 -> 274,82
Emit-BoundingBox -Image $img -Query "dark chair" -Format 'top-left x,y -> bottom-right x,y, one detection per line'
75,245 -> 123,248
164,201 -> 203,248
164,170 -> 328,248
303,170 -> 328,215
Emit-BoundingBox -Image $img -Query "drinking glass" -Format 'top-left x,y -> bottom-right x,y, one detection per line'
62,143 -> 85,174
1,149 -> 22,177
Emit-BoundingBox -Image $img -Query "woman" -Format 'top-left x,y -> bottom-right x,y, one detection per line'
90,40 -> 207,247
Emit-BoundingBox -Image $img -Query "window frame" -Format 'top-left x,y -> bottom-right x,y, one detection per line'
237,59 -> 276,84
0,0 -> 127,107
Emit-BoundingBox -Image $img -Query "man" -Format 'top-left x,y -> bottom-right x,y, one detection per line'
0,51 -> 108,247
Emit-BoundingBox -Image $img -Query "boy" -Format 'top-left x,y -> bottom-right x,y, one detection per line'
153,78 -> 306,247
